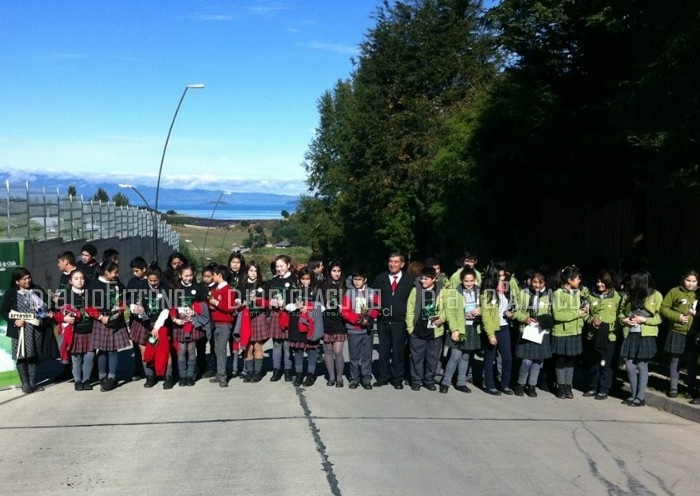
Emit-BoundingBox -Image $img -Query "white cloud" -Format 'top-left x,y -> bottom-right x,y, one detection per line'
195,14 -> 233,21
298,41 -> 359,56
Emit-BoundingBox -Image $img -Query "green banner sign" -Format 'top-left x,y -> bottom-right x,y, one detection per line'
0,240 -> 25,389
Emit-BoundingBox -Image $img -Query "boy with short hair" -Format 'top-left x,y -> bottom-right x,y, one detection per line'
406,267 -> 461,391
341,268 -> 380,389
77,243 -> 99,281
449,251 -> 481,289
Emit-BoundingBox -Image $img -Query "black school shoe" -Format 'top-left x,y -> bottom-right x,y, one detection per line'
362,381 -> 373,390
100,378 -> 117,392
163,376 -> 175,390
348,382 -> 359,389
82,381 -> 93,391
439,385 -> 449,394
455,385 -> 472,393
303,375 -> 317,387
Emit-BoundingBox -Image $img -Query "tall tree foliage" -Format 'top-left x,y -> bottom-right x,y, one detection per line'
300,0 -> 497,269
295,0 -> 700,269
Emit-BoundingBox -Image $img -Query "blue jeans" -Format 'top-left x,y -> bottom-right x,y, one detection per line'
483,325 -> 512,390
442,349 -> 471,387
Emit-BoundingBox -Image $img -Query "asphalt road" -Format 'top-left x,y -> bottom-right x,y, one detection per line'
1,355 -> 699,496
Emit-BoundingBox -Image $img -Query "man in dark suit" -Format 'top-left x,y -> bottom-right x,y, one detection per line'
372,251 -> 414,389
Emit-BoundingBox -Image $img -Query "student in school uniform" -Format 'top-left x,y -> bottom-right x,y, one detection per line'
52,250 -> 78,380
53,268 -> 95,390
512,271 -> 553,398
238,261 -> 270,383
341,267 -> 380,389
441,268 -> 480,394
582,270 -> 622,400
199,263 -> 218,378
406,266 -> 461,391
286,267 -> 322,387
266,255 -> 297,382
207,265 -> 239,387
550,265 -> 588,399
659,270 -> 697,399
0,267 -> 50,394
618,269 -> 662,407
449,251 -> 482,289
84,260 -> 129,392
163,251 -> 187,289
226,251 -> 245,378
125,256 -> 148,381
320,260 -> 347,387
76,243 -> 99,282
129,266 -> 174,389
480,262 -> 514,395
171,264 -> 208,386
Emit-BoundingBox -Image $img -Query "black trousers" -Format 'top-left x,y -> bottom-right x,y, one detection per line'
377,320 -> 407,385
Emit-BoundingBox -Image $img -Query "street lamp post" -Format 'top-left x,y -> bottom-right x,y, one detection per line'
184,239 -> 204,268
119,183 -> 157,260
153,83 -> 205,264
202,191 -> 231,264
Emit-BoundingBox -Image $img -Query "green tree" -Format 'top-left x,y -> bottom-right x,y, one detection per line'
92,187 -> 109,203
112,192 -> 130,207
281,209 -> 290,219
67,185 -> 77,197
299,0 -> 498,268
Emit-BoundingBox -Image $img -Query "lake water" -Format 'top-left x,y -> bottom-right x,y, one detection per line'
158,202 -> 294,220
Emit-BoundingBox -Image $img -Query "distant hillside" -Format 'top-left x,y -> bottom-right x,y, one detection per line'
1,173 -> 300,205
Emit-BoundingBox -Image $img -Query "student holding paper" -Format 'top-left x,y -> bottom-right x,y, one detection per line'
618,269 -> 662,407
512,271 -> 553,397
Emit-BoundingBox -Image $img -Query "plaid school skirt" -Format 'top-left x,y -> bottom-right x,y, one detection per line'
172,324 -> 205,343
129,319 -> 150,346
664,330 -> 687,355
516,332 -> 552,360
70,333 -> 94,354
269,310 -> 288,340
250,313 -> 271,342
445,324 -> 480,352
621,332 -> 657,361
289,339 -> 320,350
550,334 -> 582,357
92,321 -> 131,351
323,332 -> 347,343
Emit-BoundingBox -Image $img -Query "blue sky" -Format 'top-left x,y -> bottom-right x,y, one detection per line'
0,1 -> 381,195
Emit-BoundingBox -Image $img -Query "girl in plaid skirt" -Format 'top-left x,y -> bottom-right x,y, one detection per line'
513,272 -> 553,398
171,265 -> 208,386
85,260 -> 129,392
239,261 -> 270,383
659,270 -> 698,398
320,261 -> 347,387
266,255 -> 297,382
551,265 -> 587,399
618,269 -> 662,407
54,269 -> 95,391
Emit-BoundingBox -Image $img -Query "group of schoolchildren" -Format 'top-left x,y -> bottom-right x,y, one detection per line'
2,245 -> 698,408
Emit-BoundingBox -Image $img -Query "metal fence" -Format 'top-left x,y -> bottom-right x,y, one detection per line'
0,180 -> 179,248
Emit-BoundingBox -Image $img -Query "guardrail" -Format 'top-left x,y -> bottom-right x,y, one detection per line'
0,180 -> 179,249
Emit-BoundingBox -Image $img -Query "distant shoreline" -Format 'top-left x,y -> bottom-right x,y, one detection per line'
165,214 -> 280,228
